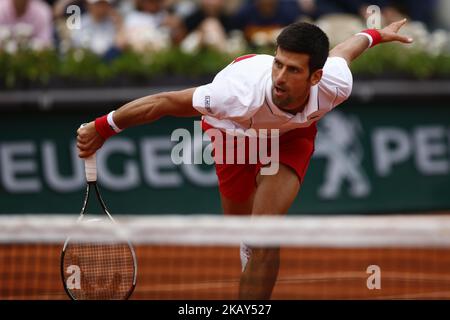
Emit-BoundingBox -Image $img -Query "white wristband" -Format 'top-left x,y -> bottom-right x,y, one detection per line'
355,32 -> 373,48
107,111 -> 122,133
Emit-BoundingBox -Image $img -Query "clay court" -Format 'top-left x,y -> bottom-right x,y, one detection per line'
2,244 -> 450,300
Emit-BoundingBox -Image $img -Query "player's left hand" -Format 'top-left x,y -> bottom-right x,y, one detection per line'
379,18 -> 413,44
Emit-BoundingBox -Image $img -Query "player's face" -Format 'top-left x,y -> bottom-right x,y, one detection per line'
272,48 -> 323,114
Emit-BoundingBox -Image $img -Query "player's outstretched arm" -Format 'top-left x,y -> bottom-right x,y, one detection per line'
113,88 -> 199,127
77,88 -> 200,158
329,18 -> 413,64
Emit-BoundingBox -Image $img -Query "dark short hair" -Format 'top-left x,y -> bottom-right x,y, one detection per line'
276,22 -> 330,73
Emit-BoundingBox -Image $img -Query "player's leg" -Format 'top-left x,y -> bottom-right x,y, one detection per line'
220,193 -> 257,272
206,121 -> 259,276
220,193 -> 255,215
239,164 -> 301,299
237,125 -> 316,299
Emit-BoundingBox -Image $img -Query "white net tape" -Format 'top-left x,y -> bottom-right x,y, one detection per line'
1,214 -> 450,247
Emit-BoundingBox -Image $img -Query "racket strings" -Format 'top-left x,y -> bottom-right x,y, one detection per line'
63,243 -> 135,300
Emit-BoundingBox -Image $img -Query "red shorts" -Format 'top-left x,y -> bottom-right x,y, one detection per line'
202,120 -> 317,202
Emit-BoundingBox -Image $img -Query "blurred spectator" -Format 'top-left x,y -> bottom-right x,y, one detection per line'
233,0 -> 301,47
316,14 -> 364,47
298,0 -> 439,29
53,0 -> 132,19
435,0 -> 450,30
53,0 -> 85,19
380,0 -> 438,28
184,0 -> 234,35
116,0 -> 172,52
65,0 -> 122,57
165,0 -> 197,18
0,0 -> 53,50
176,0 -> 239,52
116,0 -> 136,15
297,0 -> 380,20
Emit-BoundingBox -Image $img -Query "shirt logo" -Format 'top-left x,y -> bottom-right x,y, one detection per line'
205,96 -> 212,113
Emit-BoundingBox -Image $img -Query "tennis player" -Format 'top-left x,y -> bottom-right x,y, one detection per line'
77,19 -> 413,299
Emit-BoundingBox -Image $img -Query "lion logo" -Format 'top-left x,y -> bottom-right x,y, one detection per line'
314,111 -> 371,199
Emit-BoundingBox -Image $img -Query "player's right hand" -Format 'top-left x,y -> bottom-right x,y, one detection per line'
77,121 -> 105,158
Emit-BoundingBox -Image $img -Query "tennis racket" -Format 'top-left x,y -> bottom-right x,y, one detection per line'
61,148 -> 137,300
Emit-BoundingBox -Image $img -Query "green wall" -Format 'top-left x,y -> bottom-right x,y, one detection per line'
1,103 -> 449,214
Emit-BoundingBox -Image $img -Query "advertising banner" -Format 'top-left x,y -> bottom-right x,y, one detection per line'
1,103 -> 449,214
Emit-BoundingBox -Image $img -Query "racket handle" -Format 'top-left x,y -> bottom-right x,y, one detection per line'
79,123 -> 97,182
85,154 -> 97,182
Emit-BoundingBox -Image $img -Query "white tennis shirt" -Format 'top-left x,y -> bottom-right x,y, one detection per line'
192,54 -> 353,136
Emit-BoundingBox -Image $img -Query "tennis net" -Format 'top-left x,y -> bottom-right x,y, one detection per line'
1,214 -> 450,299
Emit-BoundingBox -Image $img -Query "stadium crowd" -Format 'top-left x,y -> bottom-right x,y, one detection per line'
0,0 -> 449,58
